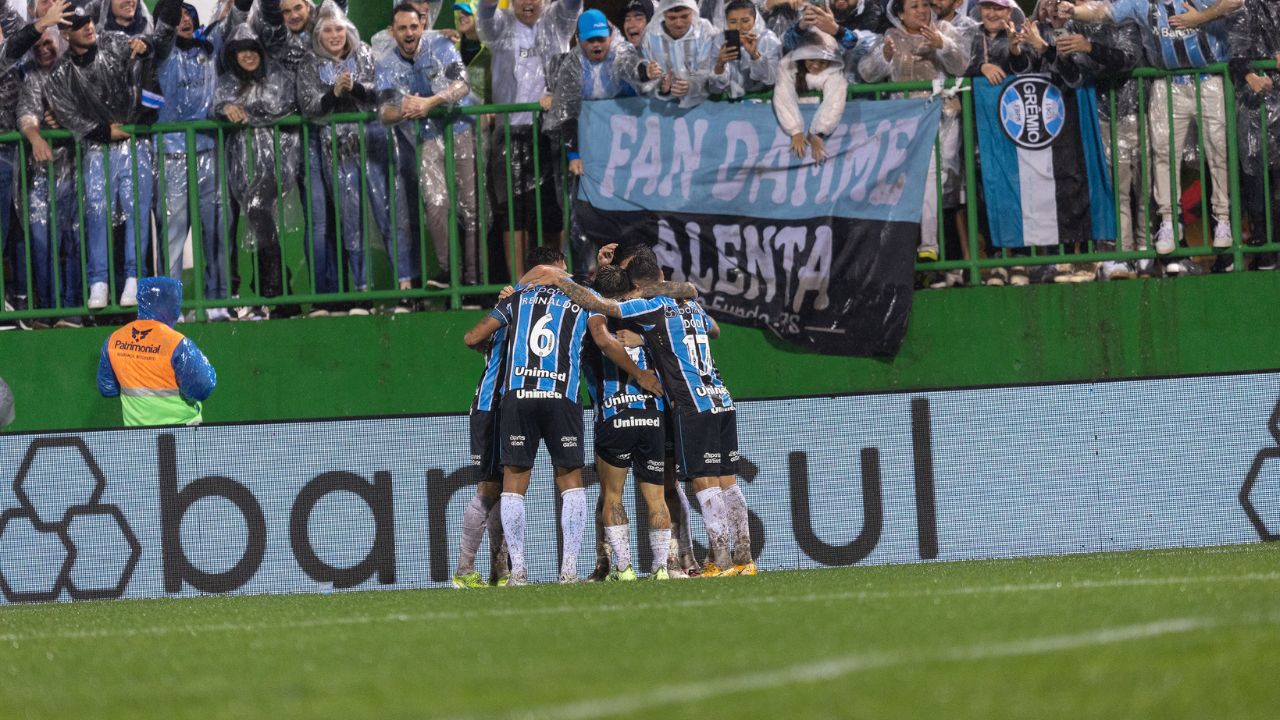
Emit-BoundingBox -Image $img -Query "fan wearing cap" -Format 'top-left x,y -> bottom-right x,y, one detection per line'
98,277 -> 216,427
621,0 -> 652,47
709,0 -> 781,98
772,29 -> 844,163
152,2 -> 231,321
639,0 -> 718,107
44,0 -> 182,313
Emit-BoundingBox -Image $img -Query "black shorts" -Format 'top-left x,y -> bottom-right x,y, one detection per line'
594,410 -> 665,484
673,409 -> 739,481
469,409 -> 503,483
499,395 -> 584,469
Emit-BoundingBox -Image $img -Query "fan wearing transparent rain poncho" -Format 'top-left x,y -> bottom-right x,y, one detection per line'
0,1 -> 28,308
772,28 -> 845,163
8,2 -> 74,324
17,5 -> 85,324
477,0 -> 578,277
640,0 -> 718,107
213,22 -> 298,312
707,0 -> 782,98
153,2 -> 232,320
298,1 -> 379,310
44,4 -> 179,312
378,2 -> 481,296
858,0 -> 969,262
541,10 -> 648,276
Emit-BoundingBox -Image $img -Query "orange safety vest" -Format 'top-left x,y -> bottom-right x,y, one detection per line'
106,319 -> 202,426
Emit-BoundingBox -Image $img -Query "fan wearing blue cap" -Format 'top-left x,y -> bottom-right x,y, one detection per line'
541,9 -> 650,263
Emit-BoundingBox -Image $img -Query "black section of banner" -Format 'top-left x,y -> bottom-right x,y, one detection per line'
575,201 -> 917,357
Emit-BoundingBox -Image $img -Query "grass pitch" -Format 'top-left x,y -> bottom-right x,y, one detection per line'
2,543 -> 1278,719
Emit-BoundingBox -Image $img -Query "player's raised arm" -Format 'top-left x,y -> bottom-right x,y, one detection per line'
638,281 -> 699,300
523,264 -> 626,318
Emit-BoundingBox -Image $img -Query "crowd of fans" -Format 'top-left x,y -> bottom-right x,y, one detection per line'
0,0 -> 1277,329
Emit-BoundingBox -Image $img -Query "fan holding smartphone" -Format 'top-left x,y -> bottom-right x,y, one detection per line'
710,0 -> 782,98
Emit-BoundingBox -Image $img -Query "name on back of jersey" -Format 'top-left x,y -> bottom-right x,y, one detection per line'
521,290 -> 583,314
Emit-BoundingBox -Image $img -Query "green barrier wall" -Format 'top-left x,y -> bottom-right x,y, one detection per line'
2,272 -> 1277,433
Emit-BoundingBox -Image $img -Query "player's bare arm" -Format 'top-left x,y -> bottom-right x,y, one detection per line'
463,315 -> 502,351
638,281 -> 699,300
588,317 -> 663,396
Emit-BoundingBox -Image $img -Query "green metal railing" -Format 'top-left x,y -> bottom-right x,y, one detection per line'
1,57 -> 1277,325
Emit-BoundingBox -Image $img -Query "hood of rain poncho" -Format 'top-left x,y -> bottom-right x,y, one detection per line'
98,0 -> 154,36
0,376 -> 13,428
311,0 -> 362,60
788,27 -> 841,64
657,0 -> 699,15
137,277 -> 184,326
884,0 -> 935,33
223,22 -> 267,81
701,0 -> 767,34
965,0 -> 1025,26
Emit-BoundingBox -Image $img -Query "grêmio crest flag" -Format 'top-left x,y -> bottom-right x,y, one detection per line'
574,96 -> 942,357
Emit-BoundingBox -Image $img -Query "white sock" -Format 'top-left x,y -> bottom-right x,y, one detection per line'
649,528 -> 671,573
695,487 -> 731,568
721,484 -> 752,565
560,488 -> 587,580
673,482 -> 695,556
500,493 -> 527,578
456,494 -> 492,575
604,524 -> 631,571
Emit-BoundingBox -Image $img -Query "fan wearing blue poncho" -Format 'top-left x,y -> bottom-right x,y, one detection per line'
98,277 -> 217,427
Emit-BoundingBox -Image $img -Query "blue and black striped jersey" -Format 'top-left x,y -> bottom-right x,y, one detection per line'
491,286 -> 596,402
470,324 -> 508,413
582,318 -> 665,422
617,297 -> 733,416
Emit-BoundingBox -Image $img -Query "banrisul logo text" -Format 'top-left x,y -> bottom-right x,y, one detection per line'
0,375 -> 1275,604
999,75 -> 1065,150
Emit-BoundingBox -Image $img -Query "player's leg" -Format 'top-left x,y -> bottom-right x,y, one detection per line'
634,417 -> 671,579
587,493 -> 612,582
637,478 -> 671,579
454,480 -> 501,589
596,457 -> 635,580
715,409 -> 755,576
664,474 -> 698,577
549,398 -> 587,583
676,413 -> 733,576
455,410 -> 504,588
498,396 -> 539,586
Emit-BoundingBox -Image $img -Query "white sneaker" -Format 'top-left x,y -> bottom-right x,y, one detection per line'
1099,261 -> 1136,281
88,282 -> 109,310
206,308 -> 232,322
1212,220 -> 1234,249
1154,222 -> 1176,255
119,277 -> 138,307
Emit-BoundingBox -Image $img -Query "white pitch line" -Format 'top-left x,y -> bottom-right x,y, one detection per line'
1,572 -> 1277,645
461,618 -> 1213,720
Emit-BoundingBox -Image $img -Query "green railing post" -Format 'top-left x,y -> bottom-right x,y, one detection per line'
186,129 -> 207,318
443,119 -> 462,310
960,82 -> 980,285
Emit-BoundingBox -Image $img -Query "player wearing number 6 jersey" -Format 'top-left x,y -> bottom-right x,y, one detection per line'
524,247 -> 756,577
463,247 -> 662,585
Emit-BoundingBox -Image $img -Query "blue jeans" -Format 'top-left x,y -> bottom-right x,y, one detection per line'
160,150 -> 227,299
85,141 -> 153,285
28,166 -> 81,309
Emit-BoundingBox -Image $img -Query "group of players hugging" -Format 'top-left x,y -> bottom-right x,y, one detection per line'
456,243 -> 756,586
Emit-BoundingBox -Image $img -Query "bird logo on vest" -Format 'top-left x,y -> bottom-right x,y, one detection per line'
131,327 -> 154,342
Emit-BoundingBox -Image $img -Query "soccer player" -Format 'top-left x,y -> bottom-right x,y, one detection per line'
453,285 -> 521,589
524,247 -> 756,577
583,265 -> 671,581
463,248 -> 662,585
